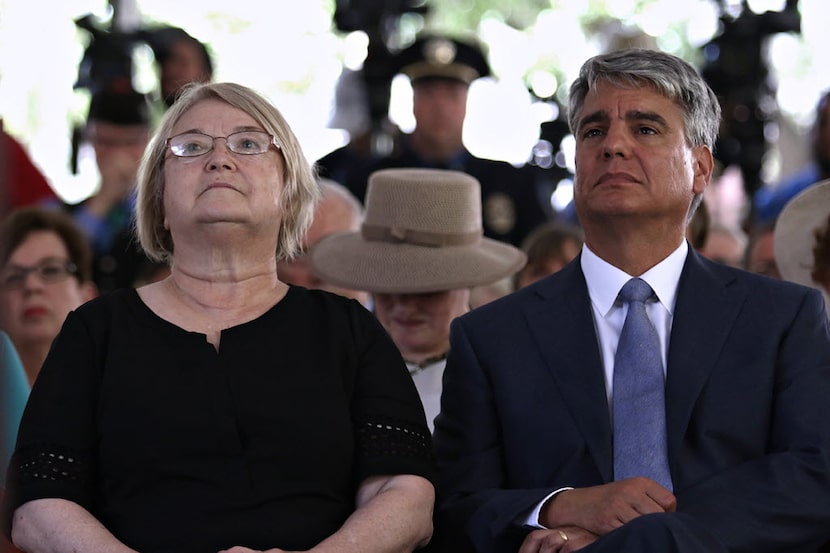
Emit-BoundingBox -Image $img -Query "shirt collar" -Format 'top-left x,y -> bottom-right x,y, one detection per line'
581,240 -> 688,317
406,352 -> 448,375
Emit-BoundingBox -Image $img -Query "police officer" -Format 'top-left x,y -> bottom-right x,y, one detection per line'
69,85 -> 155,293
320,35 -> 552,247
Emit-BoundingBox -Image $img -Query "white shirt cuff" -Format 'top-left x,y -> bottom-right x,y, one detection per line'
522,487 -> 574,529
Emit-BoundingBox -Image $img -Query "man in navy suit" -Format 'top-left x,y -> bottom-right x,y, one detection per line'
432,48 -> 830,553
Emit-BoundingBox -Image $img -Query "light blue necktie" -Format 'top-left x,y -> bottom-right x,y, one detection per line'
612,278 -> 672,490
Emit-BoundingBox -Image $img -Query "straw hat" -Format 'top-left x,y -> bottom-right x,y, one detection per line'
773,179 -> 830,308
309,168 -> 526,294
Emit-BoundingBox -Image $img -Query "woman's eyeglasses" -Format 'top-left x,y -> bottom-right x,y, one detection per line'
0,259 -> 79,290
166,131 -> 280,157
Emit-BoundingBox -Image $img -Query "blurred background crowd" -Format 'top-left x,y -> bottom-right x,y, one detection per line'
1,0 -> 828,218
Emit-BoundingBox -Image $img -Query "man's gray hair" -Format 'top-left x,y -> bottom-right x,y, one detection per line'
568,48 -> 721,219
568,48 -> 721,150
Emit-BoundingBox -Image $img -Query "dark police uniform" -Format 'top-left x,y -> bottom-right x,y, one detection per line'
317,35 -> 553,247
65,86 -> 155,293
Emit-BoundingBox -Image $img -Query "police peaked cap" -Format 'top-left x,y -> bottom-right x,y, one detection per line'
395,35 -> 491,85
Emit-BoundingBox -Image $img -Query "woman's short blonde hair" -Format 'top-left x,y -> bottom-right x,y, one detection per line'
135,82 -> 319,262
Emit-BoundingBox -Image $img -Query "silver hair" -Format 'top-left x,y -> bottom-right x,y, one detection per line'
568,48 -> 721,218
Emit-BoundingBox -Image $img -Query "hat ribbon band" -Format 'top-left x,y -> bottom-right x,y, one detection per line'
361,223 -> 479,248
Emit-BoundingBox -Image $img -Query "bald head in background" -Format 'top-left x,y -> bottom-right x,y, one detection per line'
278,179 -> 369,306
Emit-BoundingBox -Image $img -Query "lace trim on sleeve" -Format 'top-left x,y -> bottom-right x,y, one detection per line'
356,415 -> 431,459
13,443 -> 86,482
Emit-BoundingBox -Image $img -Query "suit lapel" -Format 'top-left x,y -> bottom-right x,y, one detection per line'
522,260 -> 614,482
516,252 -> 745,484
665,250 -> 746,465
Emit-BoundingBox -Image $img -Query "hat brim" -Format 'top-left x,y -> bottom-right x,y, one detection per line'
309,232 -> 526,294
403,63 -> 480,85
774,179 -> 830,306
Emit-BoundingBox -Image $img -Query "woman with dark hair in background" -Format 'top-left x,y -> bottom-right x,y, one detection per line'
0,207 -> 97,386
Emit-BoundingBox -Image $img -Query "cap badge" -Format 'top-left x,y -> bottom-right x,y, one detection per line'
423,38 -> 457,66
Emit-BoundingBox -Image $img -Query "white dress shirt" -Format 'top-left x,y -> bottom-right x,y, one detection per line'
581,240 -> 687,411
524,240 -> 688,528
407,357 -> 446,434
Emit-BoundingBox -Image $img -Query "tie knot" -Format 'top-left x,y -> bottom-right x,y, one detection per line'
619,278 -> 654,304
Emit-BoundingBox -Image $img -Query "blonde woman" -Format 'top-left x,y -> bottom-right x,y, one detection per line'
5,82 -> 434,553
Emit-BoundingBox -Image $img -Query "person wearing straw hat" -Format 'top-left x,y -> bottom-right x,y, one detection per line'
310,168 -> 526,431
774,178 -> 830,314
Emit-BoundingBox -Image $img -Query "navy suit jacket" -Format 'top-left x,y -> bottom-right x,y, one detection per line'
432,249 -> 830,553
